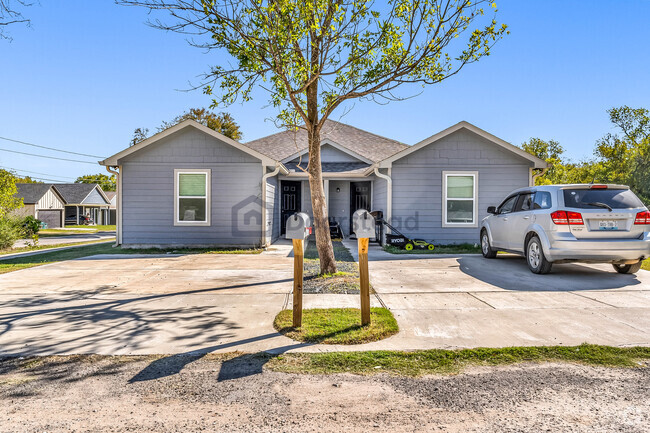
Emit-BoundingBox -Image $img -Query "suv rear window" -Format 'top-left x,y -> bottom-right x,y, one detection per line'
563,188 -> 644,209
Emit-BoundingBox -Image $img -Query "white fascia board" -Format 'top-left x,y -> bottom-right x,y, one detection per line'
100,120 -> 277,166
378,121 -> 548,169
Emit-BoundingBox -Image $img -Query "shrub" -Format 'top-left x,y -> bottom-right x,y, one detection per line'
0,218 -> 23,250
21,216 -> 41,237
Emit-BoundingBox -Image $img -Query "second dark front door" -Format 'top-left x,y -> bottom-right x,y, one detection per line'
349,181 -> 371,234
281,181 -> 302,235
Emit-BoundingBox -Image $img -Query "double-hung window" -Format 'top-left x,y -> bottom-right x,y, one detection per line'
174,169 -> 210,226
442,171 -> 478,227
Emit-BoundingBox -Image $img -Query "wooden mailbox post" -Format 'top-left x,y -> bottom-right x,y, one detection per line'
352,209 -> 375,326
286,212 -> 311,327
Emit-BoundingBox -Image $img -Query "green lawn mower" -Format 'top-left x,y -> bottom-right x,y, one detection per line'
383,222 -> 435,251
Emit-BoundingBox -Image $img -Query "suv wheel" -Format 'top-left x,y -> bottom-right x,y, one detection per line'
526,236 -> 552,274
612,261 -> 643,274
480,230 -> 497,258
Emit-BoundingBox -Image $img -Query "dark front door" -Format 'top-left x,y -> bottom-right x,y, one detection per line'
281,181 -> 302,235
350,181 -> 371,234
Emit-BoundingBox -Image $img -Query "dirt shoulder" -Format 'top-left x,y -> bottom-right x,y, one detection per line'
0,355 -> 647,432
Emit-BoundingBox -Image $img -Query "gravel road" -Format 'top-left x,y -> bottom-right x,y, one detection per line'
0,356 -> 647,432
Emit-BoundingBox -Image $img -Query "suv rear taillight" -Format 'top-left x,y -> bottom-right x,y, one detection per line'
635,211 -> 650,225
551,210 -> 584,225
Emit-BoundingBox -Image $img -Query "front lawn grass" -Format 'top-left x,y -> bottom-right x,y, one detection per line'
0,240 -> 112,256
267,344 -> 650,376
65,224 -> 116,231
273,308 -> 399,344
642,258 -> 650,271
0,243 -> 262,274
384,243 -> 481,255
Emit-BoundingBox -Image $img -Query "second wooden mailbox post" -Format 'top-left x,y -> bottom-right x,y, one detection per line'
352,209 -> 375,326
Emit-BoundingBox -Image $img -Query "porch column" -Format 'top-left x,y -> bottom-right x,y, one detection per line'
76,206 -> 79,224
324,179 -> 330,212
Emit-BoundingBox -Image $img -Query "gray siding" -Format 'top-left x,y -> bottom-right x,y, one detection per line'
329,180 -> 351,235
290,144 -> 363,164
120,128 -> 263,247
372,171 -> 388,216
391,129 -> 532,244
266,175 -> 280,243
82,188 -> 108,205
301,180 -> 313,220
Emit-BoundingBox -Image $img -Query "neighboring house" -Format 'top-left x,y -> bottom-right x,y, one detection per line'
104,191 -> 117,225
13,183 -> 66,228
53,184 -> 112,225
100,119 -> 546,248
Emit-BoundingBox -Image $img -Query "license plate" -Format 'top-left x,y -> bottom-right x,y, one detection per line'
599,220 -> 618,230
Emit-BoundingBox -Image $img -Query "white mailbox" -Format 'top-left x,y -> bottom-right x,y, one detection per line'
285,212 -> 312,240
352,209 -> 375,239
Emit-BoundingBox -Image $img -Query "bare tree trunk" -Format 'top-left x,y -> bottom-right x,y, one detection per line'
307,126 -> 337,274
305,59 -> 336,274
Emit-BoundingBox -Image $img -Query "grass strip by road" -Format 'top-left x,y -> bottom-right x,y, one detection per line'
266,344 -> 650,376
6,345 -> 647,378
0,243 -> 263,275
384,243 -> 481,255
39,225 -> 116,236
274,308 -> 399,344
0,239 -> 112,256
642,258 -> 649,271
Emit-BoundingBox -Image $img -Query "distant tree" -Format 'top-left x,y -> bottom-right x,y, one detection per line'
159,108 -> 242,140
595,106 -> 650,203
521,138 -> 566,185
12,174 -> 41,183
75,173 -> 117,192
130,127 -> 150,147
129,108 -> 242,146
0,0 -> 33,41
0,169 -> 23,217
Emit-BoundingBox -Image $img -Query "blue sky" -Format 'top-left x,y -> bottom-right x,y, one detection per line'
1,0 -> 649,181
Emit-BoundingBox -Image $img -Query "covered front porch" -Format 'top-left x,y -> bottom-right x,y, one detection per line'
278,164 -> 388,238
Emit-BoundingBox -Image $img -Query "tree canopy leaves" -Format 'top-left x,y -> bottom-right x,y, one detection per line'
0,169 -> 23,217
129,108 -> 242,146
523,106 -> 650,205
75,173 -> 117,192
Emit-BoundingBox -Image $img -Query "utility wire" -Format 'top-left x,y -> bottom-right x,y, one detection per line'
17,176 -> 67,183
0,147 -> 99,165
0,165 -> 76,180
0,136 -> 106,159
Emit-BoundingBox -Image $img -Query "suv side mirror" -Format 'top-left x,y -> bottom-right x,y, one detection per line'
487,206 -> 497,215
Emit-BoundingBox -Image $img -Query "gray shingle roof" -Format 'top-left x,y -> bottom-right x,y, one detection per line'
244,120 -> 408,163
15,183 -> 55,204
50,184 -> 107,205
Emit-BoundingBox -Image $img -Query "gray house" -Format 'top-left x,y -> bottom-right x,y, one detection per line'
100,119 -> 546,247
13,183 -> 66,228
54,184 -> 112,226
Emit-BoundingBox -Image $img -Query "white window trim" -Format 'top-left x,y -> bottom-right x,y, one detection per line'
442,171 -> 478,228
174,169 -> 211,227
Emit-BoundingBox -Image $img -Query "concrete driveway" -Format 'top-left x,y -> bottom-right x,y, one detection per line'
0,241 -> 648,355
344,241 -> 650,349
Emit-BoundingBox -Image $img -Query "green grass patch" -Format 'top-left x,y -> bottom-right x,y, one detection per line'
0,243 -> 262,274
65,225 -> 116,231
0,239 -> 111,256
384,243 -> 481,255
642,258 -> 649,271
273,308 -> 399,345
267,344 -> 650,376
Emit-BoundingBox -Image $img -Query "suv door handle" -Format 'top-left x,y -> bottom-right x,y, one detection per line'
523,216 -> 530,220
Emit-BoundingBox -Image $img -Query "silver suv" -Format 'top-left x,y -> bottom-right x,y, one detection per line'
480,184 -> 650,274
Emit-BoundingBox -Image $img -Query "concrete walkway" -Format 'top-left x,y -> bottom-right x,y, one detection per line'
0,240 -> 647,356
